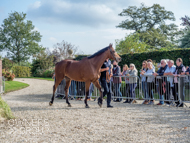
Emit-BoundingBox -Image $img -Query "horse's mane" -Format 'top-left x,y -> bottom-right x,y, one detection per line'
87,46 -> 109,59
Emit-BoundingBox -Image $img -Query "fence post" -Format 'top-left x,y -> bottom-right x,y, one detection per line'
178,76 -> 181,106
0,59 -> 3,93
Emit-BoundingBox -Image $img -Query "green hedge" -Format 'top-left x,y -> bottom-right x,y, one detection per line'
119,48 -> 190,72
75,48 -> 190,72
12,66 -> 31,77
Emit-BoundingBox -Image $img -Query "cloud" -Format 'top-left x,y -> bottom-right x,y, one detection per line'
49,37 -> 57,42
27,0 -> 129,27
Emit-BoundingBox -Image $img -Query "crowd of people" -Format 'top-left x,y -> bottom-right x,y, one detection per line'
121,58 -> 188,107
54,57 -> 189,108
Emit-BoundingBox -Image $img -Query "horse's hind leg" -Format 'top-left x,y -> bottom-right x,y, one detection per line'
65,77 -> 72,107
49,76 -> 64,106
84,81 -> 91,108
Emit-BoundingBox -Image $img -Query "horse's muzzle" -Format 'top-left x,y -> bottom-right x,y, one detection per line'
116,57 -> 121,62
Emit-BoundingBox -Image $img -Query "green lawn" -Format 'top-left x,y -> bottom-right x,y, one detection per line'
17,77 -> 54,81
5,81 -> 29,93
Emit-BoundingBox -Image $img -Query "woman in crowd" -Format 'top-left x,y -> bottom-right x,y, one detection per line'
121,64 -> 130,103
173,58 -> 186,107
126,64 -> 138,104
141,62 -> 155,105
140,61 -> 149,104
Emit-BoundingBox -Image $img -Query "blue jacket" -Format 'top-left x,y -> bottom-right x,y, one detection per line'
157,65 -> 168,76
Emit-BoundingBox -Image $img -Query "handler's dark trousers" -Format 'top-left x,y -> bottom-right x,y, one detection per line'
99,78 -> 112,105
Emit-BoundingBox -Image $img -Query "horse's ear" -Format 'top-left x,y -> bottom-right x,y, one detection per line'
109,43 -> 112,47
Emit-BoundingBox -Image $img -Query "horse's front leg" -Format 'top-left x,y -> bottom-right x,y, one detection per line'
84,81 -> 91,108
93,80 -> 103,107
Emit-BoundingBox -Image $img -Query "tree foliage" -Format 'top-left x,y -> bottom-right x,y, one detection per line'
31,48 -> 54,74
51,40 -> 78,63
181,15 -> 190,30
0,12 -> 42,63
117,3 -> 182,49
117,3 -> 175,32
180,31 -> 190,48
115,33 -> 149,54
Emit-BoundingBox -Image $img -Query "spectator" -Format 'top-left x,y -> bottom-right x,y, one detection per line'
142,62 -> 155,105
122,64 -> 130,103
126,63 -> 138,104
140,61 -> 149,104
164,60 -> 176,105
112,60 -> 122,102
166,59 -> 170,65
147,59 -> 155,70
173,58 -> 186,107
153,59 -> 168,105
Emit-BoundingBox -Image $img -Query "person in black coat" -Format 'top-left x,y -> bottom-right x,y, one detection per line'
153,59 -> 168,105
98,58 -> 113,108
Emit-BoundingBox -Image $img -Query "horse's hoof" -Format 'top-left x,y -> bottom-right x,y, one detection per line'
49,101 -> 53,106
68,104 -> 72,107
85,105 -> 90,108
98,103 -> 102,108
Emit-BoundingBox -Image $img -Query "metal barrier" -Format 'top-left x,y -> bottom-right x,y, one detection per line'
110,76 -> 141,103
55,79 -> 98,100
0,77 -> 5,94
55,75 -> 190,107
139,75 -> 180,105
181,75 -> 190,106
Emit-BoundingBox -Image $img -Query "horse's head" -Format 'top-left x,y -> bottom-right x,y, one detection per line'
108,44 -> 121,62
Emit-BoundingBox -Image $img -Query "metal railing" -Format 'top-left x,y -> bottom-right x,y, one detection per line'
140,75 -> 181,105
110,76 -> 141,103
55,79 -> 98,100
55,75 -> 190,107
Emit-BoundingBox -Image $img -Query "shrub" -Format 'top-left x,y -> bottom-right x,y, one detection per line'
33,67 -> 43,77
2,69 -> 15,81
12,66 -> 31,77
42,68 -> 54,77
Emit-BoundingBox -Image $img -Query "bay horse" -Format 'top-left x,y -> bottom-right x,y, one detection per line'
49,44 -> 121,108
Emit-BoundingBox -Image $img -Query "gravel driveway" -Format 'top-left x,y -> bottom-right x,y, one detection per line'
0,78 -> 190,143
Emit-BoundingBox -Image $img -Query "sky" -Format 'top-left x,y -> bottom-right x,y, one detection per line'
0,0 -> 189,56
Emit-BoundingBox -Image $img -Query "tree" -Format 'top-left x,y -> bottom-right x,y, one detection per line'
181,15 -> 190,30
117,3 -> 182,49
0,12 -> 42,63
32,48 -> 54,74
179,31 -> 190,48
117,3 -> 175,32
115,33 -> 149,54
51,40 -> 78,63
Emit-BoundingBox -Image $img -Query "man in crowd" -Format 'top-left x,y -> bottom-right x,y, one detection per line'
164,60 -> 176,105
98,58 -> 113,108
153,59 -> 168,105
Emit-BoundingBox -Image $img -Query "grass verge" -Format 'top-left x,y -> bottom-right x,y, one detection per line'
5,81 -> 29,93
0,96 -> 14,119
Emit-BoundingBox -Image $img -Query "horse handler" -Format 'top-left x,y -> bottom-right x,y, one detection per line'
98,58 -> 113,108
